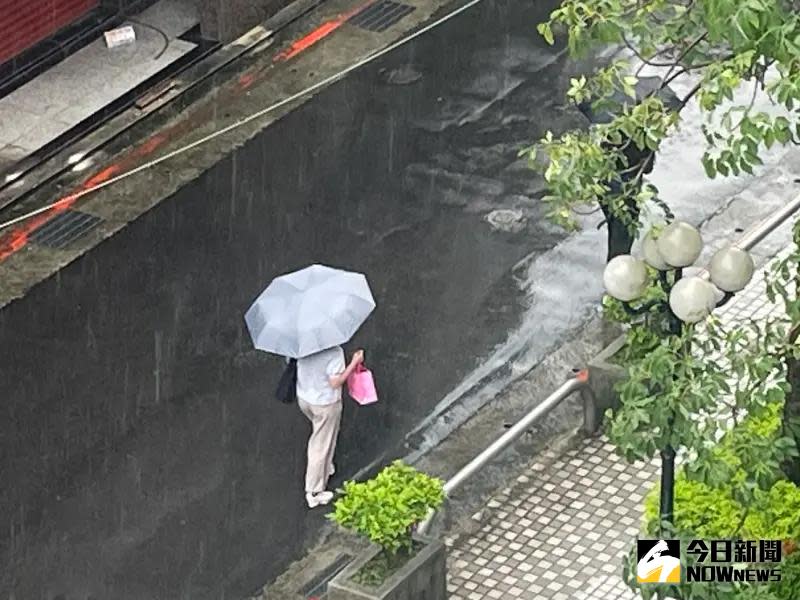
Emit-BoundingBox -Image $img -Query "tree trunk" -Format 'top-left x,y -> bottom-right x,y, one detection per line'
784,324 -> 800,485
600,143 -> 653,263
600,198 -> 639,262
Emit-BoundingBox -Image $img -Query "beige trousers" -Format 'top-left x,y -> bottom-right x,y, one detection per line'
298,399 -> 342,493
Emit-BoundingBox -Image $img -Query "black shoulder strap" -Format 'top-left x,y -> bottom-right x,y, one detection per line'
275,358 -> 298,404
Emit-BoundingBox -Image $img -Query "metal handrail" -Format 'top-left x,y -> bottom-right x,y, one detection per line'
694,190 -> 800,282
417,190 -> 800,537
732,190 -> 800,252
417,370 -> 594,535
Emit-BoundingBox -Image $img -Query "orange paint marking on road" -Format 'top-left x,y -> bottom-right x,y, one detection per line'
133,134 -> 167,157
82,164 -> 122,188
239,72 -> 257,89
0,163 -> 123,261
0,195 -> 76,261
273,1 -> 375,62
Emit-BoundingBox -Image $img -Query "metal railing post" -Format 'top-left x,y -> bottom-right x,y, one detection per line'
579,372 -> 601,435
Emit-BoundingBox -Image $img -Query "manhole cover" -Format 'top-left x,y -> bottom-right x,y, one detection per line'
348,0 -> 416,32
380,65 -> 422,85
30,209 -> 103,249
486,209 -> 526,233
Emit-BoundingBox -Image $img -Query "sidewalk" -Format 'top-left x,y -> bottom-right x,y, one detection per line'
444,247 -> 790,600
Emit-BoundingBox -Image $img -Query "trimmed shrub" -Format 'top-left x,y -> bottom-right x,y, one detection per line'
329,461 -> 445,586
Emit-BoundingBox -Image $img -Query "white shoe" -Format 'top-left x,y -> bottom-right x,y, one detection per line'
306,491 -> 334,508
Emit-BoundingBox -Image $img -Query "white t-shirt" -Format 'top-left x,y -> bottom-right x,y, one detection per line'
296,346 -> 346,406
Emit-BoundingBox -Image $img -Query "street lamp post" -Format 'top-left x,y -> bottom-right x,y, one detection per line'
602,220 -> 756,530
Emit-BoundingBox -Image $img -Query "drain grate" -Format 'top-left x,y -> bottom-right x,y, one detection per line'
300,553 -> 353,599
348,0 -> 416,32
30,210 -> 103,249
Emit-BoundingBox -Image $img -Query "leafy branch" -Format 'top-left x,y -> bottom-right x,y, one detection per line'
529,0 -> 800,247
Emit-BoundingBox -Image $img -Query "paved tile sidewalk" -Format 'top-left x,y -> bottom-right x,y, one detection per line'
446,438 -> 656,600
445,248 -> 791,600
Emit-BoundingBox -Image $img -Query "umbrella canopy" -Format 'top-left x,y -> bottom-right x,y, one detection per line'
245,264 -> 376,359
578,76 -> 681,125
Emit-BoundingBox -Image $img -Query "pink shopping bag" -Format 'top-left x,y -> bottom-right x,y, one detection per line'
347,363 -> 378,405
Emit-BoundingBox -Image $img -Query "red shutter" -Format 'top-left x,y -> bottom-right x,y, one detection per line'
0,0 -> 100,65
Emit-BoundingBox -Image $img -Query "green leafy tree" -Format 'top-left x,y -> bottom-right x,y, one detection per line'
765,221 -> 800,485
606,243 -> 800,598
608,314 -> 795,497
642,405 -> 800,542
526,0 -> 800,260
684,321 -> 796,507
531,0 -> 800,499
627,405 -> 800,599
606,279 -> 799,511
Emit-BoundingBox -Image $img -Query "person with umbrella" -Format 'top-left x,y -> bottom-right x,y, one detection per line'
294,345 -> 364,507
244,265 -> 376,508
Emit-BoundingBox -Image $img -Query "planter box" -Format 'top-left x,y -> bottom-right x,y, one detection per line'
327,536 -> 447,600
587,334 -> 628,417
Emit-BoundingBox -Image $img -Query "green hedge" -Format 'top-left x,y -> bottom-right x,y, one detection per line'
643,476 -> 800,541
643,476 -> 742,538
330,461 -> 444,555
644,403 -> 800,540
642,402 -> 800,541
776,551 -> 800,600
639,399 -> 800,599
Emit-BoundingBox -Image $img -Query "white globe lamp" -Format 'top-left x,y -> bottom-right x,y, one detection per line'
657,221 -> 703,268
669,277 -> 717,323
603,255 -> 649,302
642,229 -> 670,270
709,246 -> 755,292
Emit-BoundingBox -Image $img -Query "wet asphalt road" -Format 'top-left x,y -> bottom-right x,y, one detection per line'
0,0 -> 600,598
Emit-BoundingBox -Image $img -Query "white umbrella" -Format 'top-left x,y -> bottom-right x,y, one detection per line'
244,264 -> 375,358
